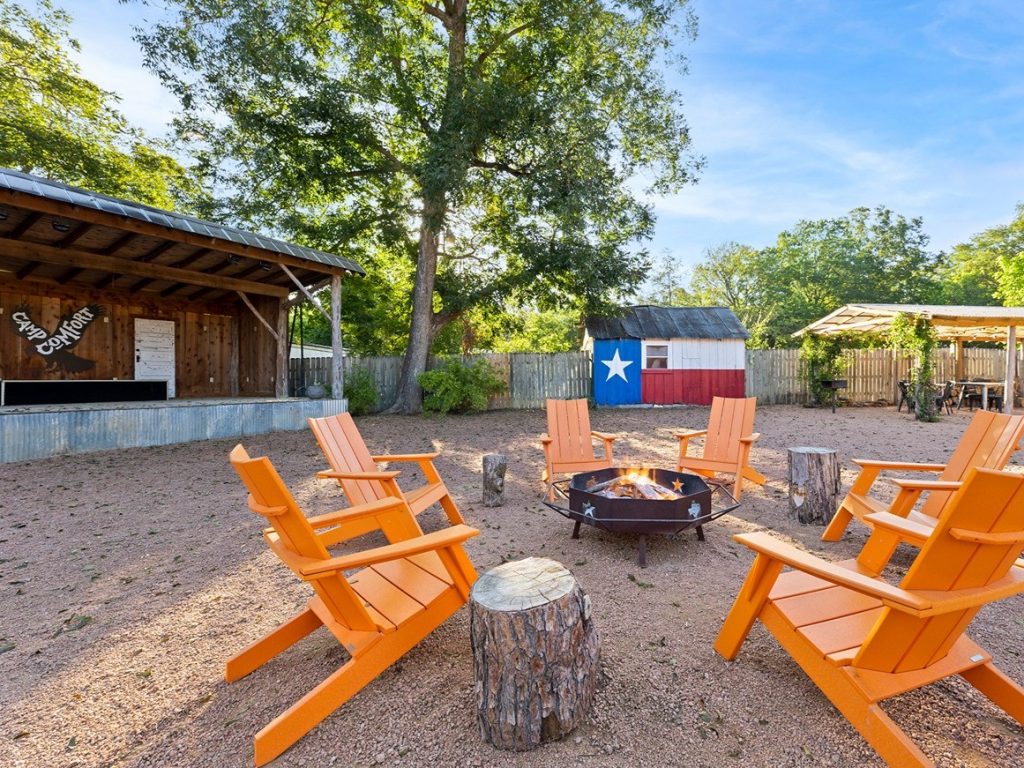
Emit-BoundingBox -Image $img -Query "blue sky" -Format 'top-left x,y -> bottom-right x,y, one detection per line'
66,1 -> 1024,266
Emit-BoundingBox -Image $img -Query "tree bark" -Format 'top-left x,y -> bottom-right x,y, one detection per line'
470,557 -> 600,750
390,0 -> 468,414
788,447 -> 840,525
482,453 -> 507,507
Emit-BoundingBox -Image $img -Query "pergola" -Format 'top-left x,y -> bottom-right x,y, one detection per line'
795,304 -> 1024,413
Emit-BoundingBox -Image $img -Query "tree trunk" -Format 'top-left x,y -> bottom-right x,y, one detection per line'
390,1 -> 468,414
788,447 -> 840,525
482,453 -> 507,507
470,557 -> 600,750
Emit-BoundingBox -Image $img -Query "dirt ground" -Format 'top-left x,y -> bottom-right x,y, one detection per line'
1,404 -> 1022,768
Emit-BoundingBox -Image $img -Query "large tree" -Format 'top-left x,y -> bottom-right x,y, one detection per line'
137,0 -> 702,412
0,0 -> 191,207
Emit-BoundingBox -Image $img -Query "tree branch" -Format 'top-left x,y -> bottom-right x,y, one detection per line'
470,157 -> 529,177
422,3 -> 450,27
474,21 -> 536,70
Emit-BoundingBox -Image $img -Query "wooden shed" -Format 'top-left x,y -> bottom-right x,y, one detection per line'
584,305 -> 749,406
0,169 -> 364,461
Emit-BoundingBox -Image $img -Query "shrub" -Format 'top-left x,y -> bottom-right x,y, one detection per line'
418,358 -> 505,414
344,366 -> 378,416
799,333 -> 847,406
889,313 -> 938,422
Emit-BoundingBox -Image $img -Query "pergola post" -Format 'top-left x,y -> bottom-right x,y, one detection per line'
275,298 -> 288,398
954,339 -> 965,382
1005,326 -> 1017,414
331,274 -> 344,400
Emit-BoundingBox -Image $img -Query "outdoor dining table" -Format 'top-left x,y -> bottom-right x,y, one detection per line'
956,380 -> 1004,411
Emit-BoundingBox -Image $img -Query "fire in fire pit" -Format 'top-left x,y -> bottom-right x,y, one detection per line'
545,466 -> 740,567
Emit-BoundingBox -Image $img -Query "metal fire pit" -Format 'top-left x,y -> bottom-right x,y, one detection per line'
543,467 -> 740,567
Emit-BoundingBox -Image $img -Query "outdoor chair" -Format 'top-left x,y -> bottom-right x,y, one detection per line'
935,380 -> 955,416
822,409 -> 1024,557
309,413 -> 464,538
541,398 -> 617,500
227,445 -> 479,765
674,396 -> 765,499
715,466 -> 1024,768
957,381 -> 982,411
896,380 -> 915,412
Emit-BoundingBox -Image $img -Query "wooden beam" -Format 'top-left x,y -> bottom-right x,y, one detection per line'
1005,326 -> 1016,414
281,263 -> 332,322
0,189 -> 351,277
58,222 -> 93,248
58,231 -> 138,284
955,339 -> 965,382
15,261 -> 41,279
9,211 -> 42,238
275,297 -> 288,398
237,291 -> 280,340
130,247 -> 213,294
0,238 -> 288,297
331,273 -> 344,400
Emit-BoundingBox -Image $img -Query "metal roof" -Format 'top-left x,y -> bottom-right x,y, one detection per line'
586,305 -> 749,340
0,168 -> 364,275
794,304 -> 1024,342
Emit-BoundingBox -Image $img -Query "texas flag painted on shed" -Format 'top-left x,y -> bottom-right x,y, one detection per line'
592,339 -> 641,405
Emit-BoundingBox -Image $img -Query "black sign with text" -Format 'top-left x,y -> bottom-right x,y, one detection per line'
10,303 -> 103,372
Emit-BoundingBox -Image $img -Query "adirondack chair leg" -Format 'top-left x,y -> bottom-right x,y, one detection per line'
821,503 -> 854,542
856,528 -> 903,575
761,607 -> 934,768
225,607 -> 323,682
714,553 -> 784,660
961,662 -> 1024,725
253,607 -> 454,766
741,465 -> 766,486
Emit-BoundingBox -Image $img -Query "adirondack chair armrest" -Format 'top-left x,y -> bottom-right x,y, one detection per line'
852,459 -> 947,472
299,524 -> 480,577
315,469 -> 402,481
733,532 -> 932,612
305,496 -> 408,530
371,452 -> 441,463
890,479 -> 962,491
862,511 -> 935,543
914,568 -> 1024,616
674,429 -> 707,440
591,431 -> 617,442
738,432 -> 760,444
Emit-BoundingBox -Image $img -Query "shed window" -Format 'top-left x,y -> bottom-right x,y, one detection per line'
645,344 -> 669,369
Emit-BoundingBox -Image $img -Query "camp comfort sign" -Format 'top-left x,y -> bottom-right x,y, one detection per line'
10,303 -> 103,372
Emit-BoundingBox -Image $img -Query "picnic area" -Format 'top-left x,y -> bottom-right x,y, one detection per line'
2,404 -> 1021,768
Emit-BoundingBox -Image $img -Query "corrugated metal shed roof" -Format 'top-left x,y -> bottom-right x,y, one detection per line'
587,305 -> 749,340
0,168 -> 364,275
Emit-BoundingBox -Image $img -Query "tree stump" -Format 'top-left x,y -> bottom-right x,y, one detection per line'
788,446 -> 840,525
470,557 -> 600,750
482,453 -> 507,507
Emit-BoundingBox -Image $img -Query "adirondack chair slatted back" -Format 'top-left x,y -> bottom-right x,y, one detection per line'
922,411 -> 1024,519
229,445 -> 377,633
855,468 -> 1024,673
703,397 -> 757,464
309,413 -> 388,506
546,399 -> 596,463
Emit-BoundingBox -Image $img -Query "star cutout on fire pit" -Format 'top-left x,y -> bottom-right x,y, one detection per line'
671,478 -> 683,492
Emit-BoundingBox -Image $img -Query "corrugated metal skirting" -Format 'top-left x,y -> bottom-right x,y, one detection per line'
0,398 -> 347,463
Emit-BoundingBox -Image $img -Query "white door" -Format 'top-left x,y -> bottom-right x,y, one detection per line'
134,318 -> 176,398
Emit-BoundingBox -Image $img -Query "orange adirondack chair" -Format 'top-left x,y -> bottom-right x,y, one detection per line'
309,413 -> 464,538
675,396 -> 765,499
822,409 -> 1024,547
541,398 -> 617,500
715,467 -> 1024,768
227,445 -> 479,766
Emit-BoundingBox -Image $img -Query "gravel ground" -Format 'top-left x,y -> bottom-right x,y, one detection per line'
1,404 -> 1022,768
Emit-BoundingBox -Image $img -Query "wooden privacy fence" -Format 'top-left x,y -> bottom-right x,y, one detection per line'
289,351 -> 591,410
290,347 -> 1021,409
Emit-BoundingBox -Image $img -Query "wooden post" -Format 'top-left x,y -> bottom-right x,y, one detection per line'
274,297 -> 288,398
955,339 -> 965,384
331,274 -> 344,400
788,447 -> 840,525
482,453 -> 507,507
1004,326 -> 1016,414
470,558 -> 599,750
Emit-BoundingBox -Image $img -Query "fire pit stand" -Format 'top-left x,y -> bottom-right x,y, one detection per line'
543,467 -> 740,567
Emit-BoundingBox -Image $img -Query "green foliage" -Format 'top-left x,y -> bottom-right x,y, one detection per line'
889,313 -> 939,422
343,366 -> 379,416
417,358 -> 505,415
799,334 -> 848,406
137,0 -> 703,410
0,0 -> 195,208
